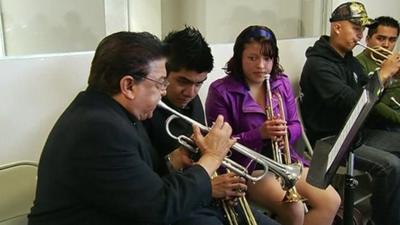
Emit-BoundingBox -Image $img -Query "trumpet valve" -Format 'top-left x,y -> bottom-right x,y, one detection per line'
283,187 -> 306,203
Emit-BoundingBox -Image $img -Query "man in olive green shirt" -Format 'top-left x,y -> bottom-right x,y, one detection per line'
357,16 -> 400,131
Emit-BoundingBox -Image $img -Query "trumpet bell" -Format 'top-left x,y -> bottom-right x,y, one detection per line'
279,162 -> 303,190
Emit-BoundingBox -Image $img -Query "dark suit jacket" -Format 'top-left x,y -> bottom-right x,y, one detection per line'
28,87 -> 212,225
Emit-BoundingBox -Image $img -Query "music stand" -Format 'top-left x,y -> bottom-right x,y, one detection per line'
306,84 -> 381,225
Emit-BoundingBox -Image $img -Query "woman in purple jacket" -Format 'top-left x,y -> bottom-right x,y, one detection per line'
205,25 -> 340,225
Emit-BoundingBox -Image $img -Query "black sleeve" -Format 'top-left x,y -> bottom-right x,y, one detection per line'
305,58 -> 362,113
73,119 -> 212,225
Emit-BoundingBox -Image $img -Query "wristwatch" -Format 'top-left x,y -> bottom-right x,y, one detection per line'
164,154 -> 175,172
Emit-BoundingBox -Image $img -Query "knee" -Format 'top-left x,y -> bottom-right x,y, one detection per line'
276,202 -> 304,224
289,202 -> 305,219
311,188 -> 341,214
326,190 -> 341,213
381,155 -> 400,178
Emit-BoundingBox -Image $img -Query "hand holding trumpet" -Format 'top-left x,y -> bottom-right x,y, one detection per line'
357,42 -> 400,83
165,115 -> 236,176
211,172 -> 247,200
260,117 -> 288,149
380,53 -> 400,82
193,115 -> 237,176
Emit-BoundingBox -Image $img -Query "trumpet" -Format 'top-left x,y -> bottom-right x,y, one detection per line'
160,100 -> 301,225
357,42 -> 393,65
163,104 -> 259,225
219,170 -> 258,225
265,74 -> 305,203
158,100 -> 302,189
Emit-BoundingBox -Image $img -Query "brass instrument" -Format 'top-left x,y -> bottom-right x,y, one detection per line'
161,102 -> 260,225
357,42 -> 392,65
264,74 -> 304,203
219,170 -> 258,225
159,100 -> 302,225
160,101 -> 302,188
166,117 -> 258,225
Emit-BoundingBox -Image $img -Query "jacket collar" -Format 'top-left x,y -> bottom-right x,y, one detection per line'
85,86 -> 140,124
222,76 -> 273,114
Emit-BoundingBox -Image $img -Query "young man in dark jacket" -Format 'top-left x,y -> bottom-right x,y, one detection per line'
299,2 -> 400,225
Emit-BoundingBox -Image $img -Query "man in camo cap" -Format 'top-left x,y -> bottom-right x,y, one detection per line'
300,2 -> 400,225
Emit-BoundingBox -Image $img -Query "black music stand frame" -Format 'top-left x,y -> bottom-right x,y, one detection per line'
343,150 -> 357,225
306,81 -> 382,225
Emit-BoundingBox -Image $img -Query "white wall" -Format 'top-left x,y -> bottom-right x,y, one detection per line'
204,0 -> 302,43
0,52 -> 93,164
161,0 -> 314,43
104,0 -> 129,34
301,0 -> 325,37
0,37 -> 316,164
1,0 -> 105,56
129,0 -> 162,38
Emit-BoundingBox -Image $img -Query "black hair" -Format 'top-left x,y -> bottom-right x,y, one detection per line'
88,31 -> 166,95
367,16 -> 400,38
163,26 -> 213,74
226,25 -> 283,81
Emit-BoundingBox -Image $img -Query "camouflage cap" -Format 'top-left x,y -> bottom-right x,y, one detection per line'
329,2 -> 375,27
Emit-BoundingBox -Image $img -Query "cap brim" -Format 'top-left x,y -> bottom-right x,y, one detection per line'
350,17 -> 375,27
363,18 -> 376,27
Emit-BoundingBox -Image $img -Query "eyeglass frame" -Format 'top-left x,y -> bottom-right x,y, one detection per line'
131,74 -> 170,90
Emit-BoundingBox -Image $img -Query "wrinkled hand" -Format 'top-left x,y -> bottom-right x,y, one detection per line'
211,172 -> 247,199
193,115 -> 236,176
193,115 -> 235,163
259,118 -> 287,140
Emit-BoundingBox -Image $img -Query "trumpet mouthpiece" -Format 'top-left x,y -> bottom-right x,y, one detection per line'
157,100 -> 168,109
357,42 -> 368,49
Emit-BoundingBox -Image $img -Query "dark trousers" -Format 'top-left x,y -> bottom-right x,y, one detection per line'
353,129 -> 400,225
173,200 -> 280,225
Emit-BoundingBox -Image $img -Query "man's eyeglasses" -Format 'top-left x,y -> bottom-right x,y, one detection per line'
132,75 -> 170,90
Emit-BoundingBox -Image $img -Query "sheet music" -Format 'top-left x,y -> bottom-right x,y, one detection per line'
326,90 -> 369,171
